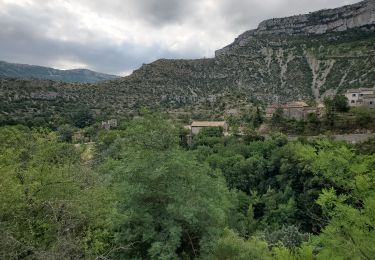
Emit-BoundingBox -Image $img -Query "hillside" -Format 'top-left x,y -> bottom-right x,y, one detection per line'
0,60 -> 119,83
0,0 -> 374,125
105,0 -> 374,105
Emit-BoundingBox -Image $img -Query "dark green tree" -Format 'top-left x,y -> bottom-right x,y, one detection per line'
71,108 -> 94,128
57,124 -> 75,142
105,114 -> 231,259
271,108 -> 284,127
332,95 -> 350,113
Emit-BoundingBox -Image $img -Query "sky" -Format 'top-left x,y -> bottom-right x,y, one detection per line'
0,0 -> 360,76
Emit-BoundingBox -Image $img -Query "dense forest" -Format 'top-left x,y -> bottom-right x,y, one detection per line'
1,113 -> 374,259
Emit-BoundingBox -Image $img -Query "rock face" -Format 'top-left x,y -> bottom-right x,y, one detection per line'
216,0 -> 375,56
259,0 -> 375,34
0,60 -> 119,83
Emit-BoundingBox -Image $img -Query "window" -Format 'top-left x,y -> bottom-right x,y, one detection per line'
370,101 -> 374,105
351,100 -> 355,103
352,93 -> 357,97
360,94 -> 363,96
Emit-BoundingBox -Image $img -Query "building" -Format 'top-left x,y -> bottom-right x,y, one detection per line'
266,101 -> 324,121
101,119 -> 118,130
363,95 -> 375,109
345,88 -> 375,108
283,101 -> 310,120
190,121 -> 228,135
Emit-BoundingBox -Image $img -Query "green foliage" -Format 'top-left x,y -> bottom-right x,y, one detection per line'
0,126 -> 114,259
210,229 -> 272,260
0,113 -> 374,259
357,137 -> 375,155
305,113 -> 321,135
242,128 -> 265,143
192,126 -> 224,148
198,126 -> 224,138
332,95 -> 349,112
102,115 -> 231,259
71,108 -> 94,128
271,108 -> 285,127
211,228 -> 314,260
351,107 -> 375,128
322,95 -> 351,130
272,244 -> 314,260
314,153 -> 375,259
56,124 -> 75,142
265,225 -> 310,249
124,113 -> 179,151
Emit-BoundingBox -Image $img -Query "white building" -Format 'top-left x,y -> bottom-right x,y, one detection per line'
345,88 -> 375,108
101,119 -> 118,130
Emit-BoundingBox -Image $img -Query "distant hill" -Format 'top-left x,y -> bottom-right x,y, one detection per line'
0,61 -> 119,83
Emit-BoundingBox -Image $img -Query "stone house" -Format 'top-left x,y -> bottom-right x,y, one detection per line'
362,95 -> 375,109
345,88 -> 375,108
101,119 -> 118,130
190,121 -> 228,135
266,101 -> 324,121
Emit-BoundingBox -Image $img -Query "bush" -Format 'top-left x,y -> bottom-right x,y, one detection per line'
265,225 -> 310,249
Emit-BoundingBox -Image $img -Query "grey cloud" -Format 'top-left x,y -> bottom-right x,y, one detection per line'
0,0 -> 363,75
0,3 -> 203,75
83,0 -> 360,30
134,0 -> 197,25
79,0 -> 199,26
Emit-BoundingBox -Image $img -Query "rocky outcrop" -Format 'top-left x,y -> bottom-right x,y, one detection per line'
258,0 -> 375,34
216,0 -> 375,56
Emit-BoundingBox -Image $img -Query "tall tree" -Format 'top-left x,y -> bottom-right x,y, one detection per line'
106,114 -> 231,259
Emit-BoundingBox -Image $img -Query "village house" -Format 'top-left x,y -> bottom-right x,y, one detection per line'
363,95 -> 375,109
345,88 -> 375,108
266,101 -> 324,121
101,119 -> 118,130
190,121 -> 228,135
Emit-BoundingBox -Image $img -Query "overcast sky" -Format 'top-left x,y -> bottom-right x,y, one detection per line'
0,0 -> 359,75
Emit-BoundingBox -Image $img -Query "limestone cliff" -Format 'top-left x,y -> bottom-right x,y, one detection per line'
216,0 -> 375,56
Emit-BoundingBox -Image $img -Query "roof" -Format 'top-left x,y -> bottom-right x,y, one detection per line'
267,104 -> 280,108
267,101 -> 319,110
304,107 -> 317,111
359,88 -> 375,92
267,101 -> 308,109
285,101 -> 309,108
191,121 -> 227,127
346,88 -> 375,93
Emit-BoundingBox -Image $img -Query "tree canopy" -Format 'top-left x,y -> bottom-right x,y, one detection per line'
1,114 -> 374,259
